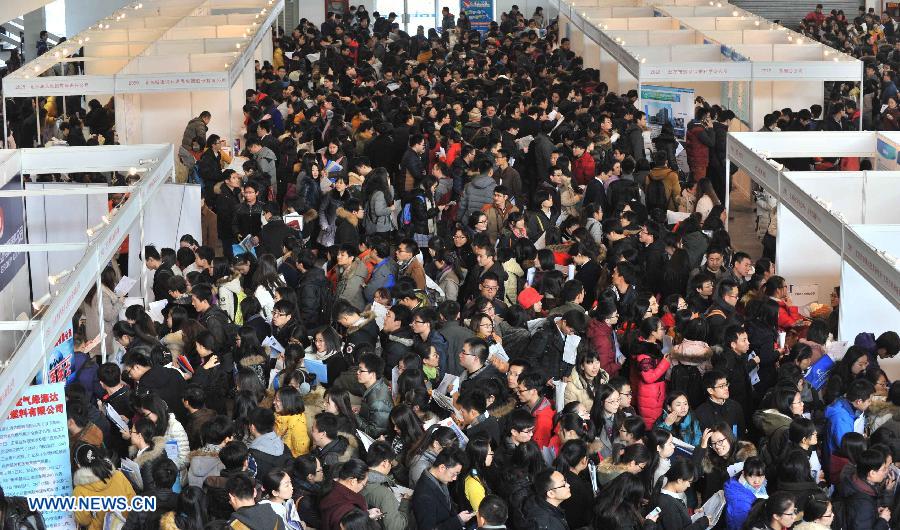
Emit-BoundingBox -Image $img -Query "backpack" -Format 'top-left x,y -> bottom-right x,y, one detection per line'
398,194 -> 425,233
645,178 -> 668,212
5,497 -> 45,530
232,289 -> 247,325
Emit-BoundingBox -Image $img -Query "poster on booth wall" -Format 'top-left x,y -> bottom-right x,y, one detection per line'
0,174 -> 27,292
461,0 -> 494,33
35,325 -> 75,385
0,383 -> 75,530
876,135 -> 900,170
640,85 -> 695,140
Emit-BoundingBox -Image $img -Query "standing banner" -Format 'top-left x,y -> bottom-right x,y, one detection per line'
0,173 -> 26,292
0,383 -> 74,530
36,325 -> 75,385
640,85 -> 695,139
461,0 -> 494,33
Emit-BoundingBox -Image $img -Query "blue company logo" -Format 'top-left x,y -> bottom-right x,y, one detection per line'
877,138 -> 897,160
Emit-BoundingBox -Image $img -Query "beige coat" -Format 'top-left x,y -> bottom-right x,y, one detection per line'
564,365 -> 609,411
82,285 -> 123,355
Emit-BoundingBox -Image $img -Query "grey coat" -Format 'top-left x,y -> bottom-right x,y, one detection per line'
181,117 -> 207,150
253,146 -> 278,186
362,470 -> 412,530
366,190 -> 395,234
335,258 -> 369,311
458,173 -> 497,221
437,320 -> 474,376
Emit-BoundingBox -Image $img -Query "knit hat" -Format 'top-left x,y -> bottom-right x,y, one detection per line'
518,287 -> 543,309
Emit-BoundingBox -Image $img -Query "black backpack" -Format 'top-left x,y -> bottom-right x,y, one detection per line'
4,497 -> 45,530
645,178 -> 669,211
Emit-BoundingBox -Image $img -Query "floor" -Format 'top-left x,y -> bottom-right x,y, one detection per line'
728,185 -> 764,260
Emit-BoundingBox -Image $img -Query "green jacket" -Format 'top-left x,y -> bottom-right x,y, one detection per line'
362,470 -> 413,530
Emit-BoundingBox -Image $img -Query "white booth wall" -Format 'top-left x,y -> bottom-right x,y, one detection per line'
0,153 -> 35,360
840,226 -> 900,378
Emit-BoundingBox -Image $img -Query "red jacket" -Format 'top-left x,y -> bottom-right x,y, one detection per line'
685,121 -> 714,168
629,341 -> 670,429
530,397 -> 555,449
775,298 -> 803,331
571,151 -> 596,188
588,319 -> 619,377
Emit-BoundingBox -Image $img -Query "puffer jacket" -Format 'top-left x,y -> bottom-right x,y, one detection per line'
363,258 -> 397,303
216,275 -> 243,322
358,378 -> 392,438
458,173 -> 497,222
564,365 -> 608,411
502,258 -> 525,306
335,258 -> 368,311
588,318 -> 620,377
275,412 -> 311,457
724,476 -> 758,530
365,190 -> 395,234
180,117 -> 207,150
131,436 -> 170,492
647,166 -> 681,211
74,469 -> 137,530
187,445 -> 224,488
685,119 -> 714,169
630,340 -> 670,429
837,475 -> 890,530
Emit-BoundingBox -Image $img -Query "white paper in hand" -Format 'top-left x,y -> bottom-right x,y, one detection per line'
563,334 -> 581,365
114,276 -> 137,296
554,380 -> 566,412
488,343 -> 509,363
853,412 -> 866,434
262,336 -> 285,357
435,373 -> 459,396
749,365 -> 761,386
147,299 -> 167,323
165,440 -> 179,462
105,403 -> 129,432
357,430 -> 375,451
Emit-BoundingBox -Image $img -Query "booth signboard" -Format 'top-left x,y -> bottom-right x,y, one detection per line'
461,0 -> 494,33
0,174 -> 26,292
876,136 -> 900,170
35,325 -> 75,385
722,80 -> 751,126
640,85 -> 694,139
0,383 -> 75,530
788,284 -> 819,308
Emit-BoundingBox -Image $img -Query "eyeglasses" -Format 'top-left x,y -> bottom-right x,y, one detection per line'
710,438 -> 728,448
780,511 -> 797,517
479,322 -> 494,328
713,382 -> 730,389
549,481 -> 570,490
619,392 -> 632,397
272,311 -> 288,317
413,319 -> 426,325
822,513 -> 834,518
482,285 -> 499,291
357,368 -> 373,374
516,387 -> 532,395
477,219 -> 488,224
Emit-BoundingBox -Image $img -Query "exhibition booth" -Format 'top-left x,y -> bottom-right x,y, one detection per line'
552,0 -> 863,131
0,144 -> 175,423
726,131 -> 900,374
2,0 -> 283,148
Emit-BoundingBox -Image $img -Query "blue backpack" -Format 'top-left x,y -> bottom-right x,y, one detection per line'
398,194 -> 425,232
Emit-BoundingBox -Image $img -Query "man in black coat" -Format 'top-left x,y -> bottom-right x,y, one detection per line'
457,337 -> 503,397
836,449 -> 892,530
295,250 -> 329,329
524,469 -> 572,530
259,203 -> 294,258
638,221 -> 668,296
570,242 -> 602,310
694,369 -> 746,437
712,325 -> 757,426
412,449 -> 473,530
144,245 -> 174,304
521,309 -> 588,384
214,170 -> 243,258
122,459 -> 179,528
122,352 -> 186,420
192,284 -> 233,353
458,391 -> 501,446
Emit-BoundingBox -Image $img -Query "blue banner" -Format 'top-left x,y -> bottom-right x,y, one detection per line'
0,383 -> 75,530
0,174 -> 26,292
461,0 -> 493,33
36,325 -> 75,385
805,354 -> 835,390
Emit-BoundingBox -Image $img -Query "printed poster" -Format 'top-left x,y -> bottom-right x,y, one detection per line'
461,0 -> 494,33
640,85 -> 695,139
0,383 -> 74,530
35,325 -> 75,385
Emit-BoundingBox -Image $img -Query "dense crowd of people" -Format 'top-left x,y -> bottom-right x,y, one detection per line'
2,3 -> 900,530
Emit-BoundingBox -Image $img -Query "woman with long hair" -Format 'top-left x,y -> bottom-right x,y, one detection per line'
655,390 -> 703,447
189,331 -> 230,414
500,441 -> 547,529
250,254 -> 286,321
405,425 -> 459,487
565,349 -> 609,411
259,469 -> 303,529
587,295 -> 621,377
822,346 -> 870,405
793,492 -> 835,530
362,167 -> 395,236
593,472 -> 656,529
319,459 -> 375,530
646,427 -> 677,493
234,326 -> 268,388
83,265 -> 125,355
696,421 -> 750,500
232,390 -> 259,443
591,383 -> 624,459
73,444 -> 136,529
135,394 -> 190,477
160,486 -> 208,530
460,436 -> 495,512
554,439 -> 593,529
740,491 -> 797,530
323,388 -> 359,434
745,298 -> 782,396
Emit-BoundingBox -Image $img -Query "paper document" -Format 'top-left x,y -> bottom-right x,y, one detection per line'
83,333 -> 105,353
692,490 -> 725,527
671,437 -> 695,454
357,430 -> 375,451
562,334 -> 581,365
390,485 -> 413,503
435,373 -> 459,396
147,299 -> 167,324
164,440 -> 179,462
284,212 -> 303,232
105,403 -> 129,432
305,53 -> 320,63
120,458 -> 142,490
515,135 -> 534,151
437,417 -> 468,447
825,340 -> 850,359
554,380 -> 566,412
432,392 -> 456,412
262,336 -> 285,357
114,276 -> 137,296
391,365 -> 400,400
303,356 -> 328,384
727,461 -> 745,478
488,343 -> 509,363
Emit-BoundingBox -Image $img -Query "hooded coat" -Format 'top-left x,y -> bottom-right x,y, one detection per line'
320,482 -> 368,530
458,173 -> 497,222
187,445 -> 224,488
335,207 -> 362,251
647,166 -> 682,211
228,503 -> 287,530
73,468 -> 137,530
362,470 -> 411,530
249,431 -> 294,479
275,412 -> 310,457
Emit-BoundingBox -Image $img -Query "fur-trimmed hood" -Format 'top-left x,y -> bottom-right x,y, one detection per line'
336,206 -> 359,227
133,436 -> 168,466
386,332 -> 414,347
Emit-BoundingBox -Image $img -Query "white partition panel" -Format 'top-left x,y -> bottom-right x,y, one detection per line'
863,173 -> 900,224
776,206 -> 841,304
787,173 -> 865,225
25,183 -> 107,300
840,226 -> 900,346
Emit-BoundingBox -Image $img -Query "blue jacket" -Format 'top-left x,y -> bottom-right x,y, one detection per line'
654,413 -> 703,447
825,398 -> 861,454
723,477 -> 762,530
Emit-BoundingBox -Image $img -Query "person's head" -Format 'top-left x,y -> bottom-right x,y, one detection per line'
476,494 -> 508,528
219,441 -> 250,471
248,407 -> 276,438
703,369 -> 729,403
459,337 -> 489,372
364,440 -> 396,475
741,456 -> 767,491
617,416 -> 646,446
430,448 -> 467,484
662,459 -> 697,493
617,442 -> 652,474
274,386 -> 305,416
847,378 -> 875,412
534,469 -> 571,506
707,421 -> 736,458
294,454 -> 325,484
725,325 -> 750,355
876,331 -> 900,359
201,415 -> 235,447
801,492 -> 834,525
260,469 -> 293,502
515,371 -> 545,406
334,458 -> 370,493
857,448 -> 890,484
507,408 -> 536,444
789,417 -> 818,448
226,474 -> 256,509
746,491 -> 796,530
312,412 -> 339,447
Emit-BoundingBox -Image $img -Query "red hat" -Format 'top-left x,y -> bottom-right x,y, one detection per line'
518,287 -> 543,309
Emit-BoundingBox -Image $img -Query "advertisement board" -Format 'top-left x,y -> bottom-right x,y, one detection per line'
461,0 -> 494,33
640,85 -> 695,139
35,325 -> 75,385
